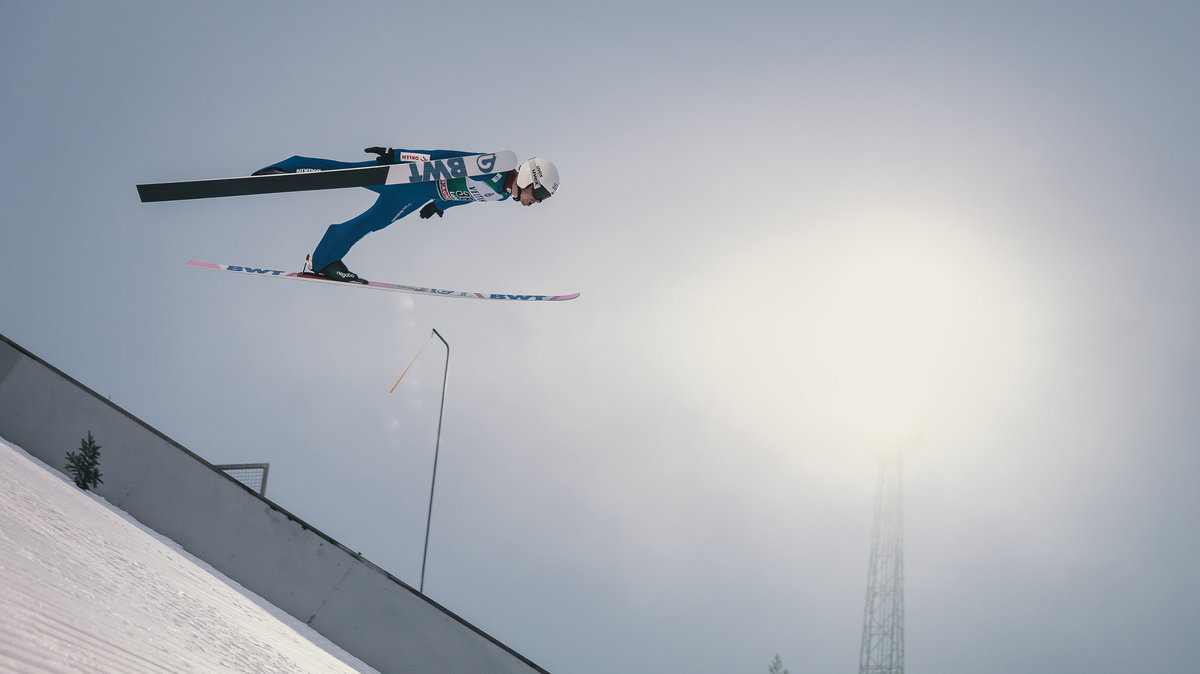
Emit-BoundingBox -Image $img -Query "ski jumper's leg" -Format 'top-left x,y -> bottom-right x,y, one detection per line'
310,183 -> 437,270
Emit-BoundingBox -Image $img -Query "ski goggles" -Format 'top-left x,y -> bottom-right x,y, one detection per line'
530,181 -> 553,202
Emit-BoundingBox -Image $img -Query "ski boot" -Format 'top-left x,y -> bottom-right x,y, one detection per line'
302,255 -> 367,284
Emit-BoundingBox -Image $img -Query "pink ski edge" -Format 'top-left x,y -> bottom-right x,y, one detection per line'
186,260 -> 222,270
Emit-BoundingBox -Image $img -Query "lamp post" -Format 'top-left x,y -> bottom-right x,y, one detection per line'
419,328 -> 449,594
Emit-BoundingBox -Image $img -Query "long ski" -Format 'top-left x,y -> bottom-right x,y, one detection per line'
187,260 -> 580,302
138,151 -> 518,202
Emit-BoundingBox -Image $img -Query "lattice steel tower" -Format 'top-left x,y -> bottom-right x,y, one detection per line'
858,447 -> 905,674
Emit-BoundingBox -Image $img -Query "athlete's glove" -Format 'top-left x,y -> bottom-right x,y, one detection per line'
365,146 -> 395,164
419,202 -> 444,219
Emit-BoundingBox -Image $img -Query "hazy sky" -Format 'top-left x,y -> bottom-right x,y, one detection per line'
3,2 -> 1199,673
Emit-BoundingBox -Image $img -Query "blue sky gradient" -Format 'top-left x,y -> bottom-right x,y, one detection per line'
4,2 -> 1199,672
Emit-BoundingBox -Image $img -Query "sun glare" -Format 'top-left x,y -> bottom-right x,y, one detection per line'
810,240 -> 975,439
672,211 -> 1033,457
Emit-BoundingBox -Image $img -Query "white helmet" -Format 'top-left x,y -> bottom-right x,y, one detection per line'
515,157 -> 560,202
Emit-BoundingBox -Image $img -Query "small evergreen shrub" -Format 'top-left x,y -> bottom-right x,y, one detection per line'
65,431 -> 104,491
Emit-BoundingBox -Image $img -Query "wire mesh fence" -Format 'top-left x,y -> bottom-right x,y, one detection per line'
214,463 -> 269,496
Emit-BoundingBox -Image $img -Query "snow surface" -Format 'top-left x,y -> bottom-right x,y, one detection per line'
0,436 -> 379,674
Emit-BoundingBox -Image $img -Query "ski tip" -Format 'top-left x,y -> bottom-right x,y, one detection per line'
186,260 -> 222,270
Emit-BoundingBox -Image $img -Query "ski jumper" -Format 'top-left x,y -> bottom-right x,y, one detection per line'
259,148 -> 512,271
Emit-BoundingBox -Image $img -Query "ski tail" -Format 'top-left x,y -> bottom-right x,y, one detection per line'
138,151 -> 518,202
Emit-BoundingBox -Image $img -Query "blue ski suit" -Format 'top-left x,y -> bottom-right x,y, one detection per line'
260,148 -> 513,271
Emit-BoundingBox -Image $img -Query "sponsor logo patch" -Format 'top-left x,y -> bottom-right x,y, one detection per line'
475,153 -> 497,173
228,266 -> 285,276
407,157 -> 469,183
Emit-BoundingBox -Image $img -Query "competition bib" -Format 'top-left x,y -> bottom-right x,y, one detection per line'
436,172 -> 510,203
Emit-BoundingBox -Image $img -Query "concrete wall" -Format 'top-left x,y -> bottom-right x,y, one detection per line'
0,334 -> 549,674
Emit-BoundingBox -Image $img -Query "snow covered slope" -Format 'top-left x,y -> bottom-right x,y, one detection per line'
0,436 -> 379,674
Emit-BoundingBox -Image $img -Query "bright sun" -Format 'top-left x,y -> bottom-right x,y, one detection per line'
808,238 -> 977,440
671,212 -> 1036,452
